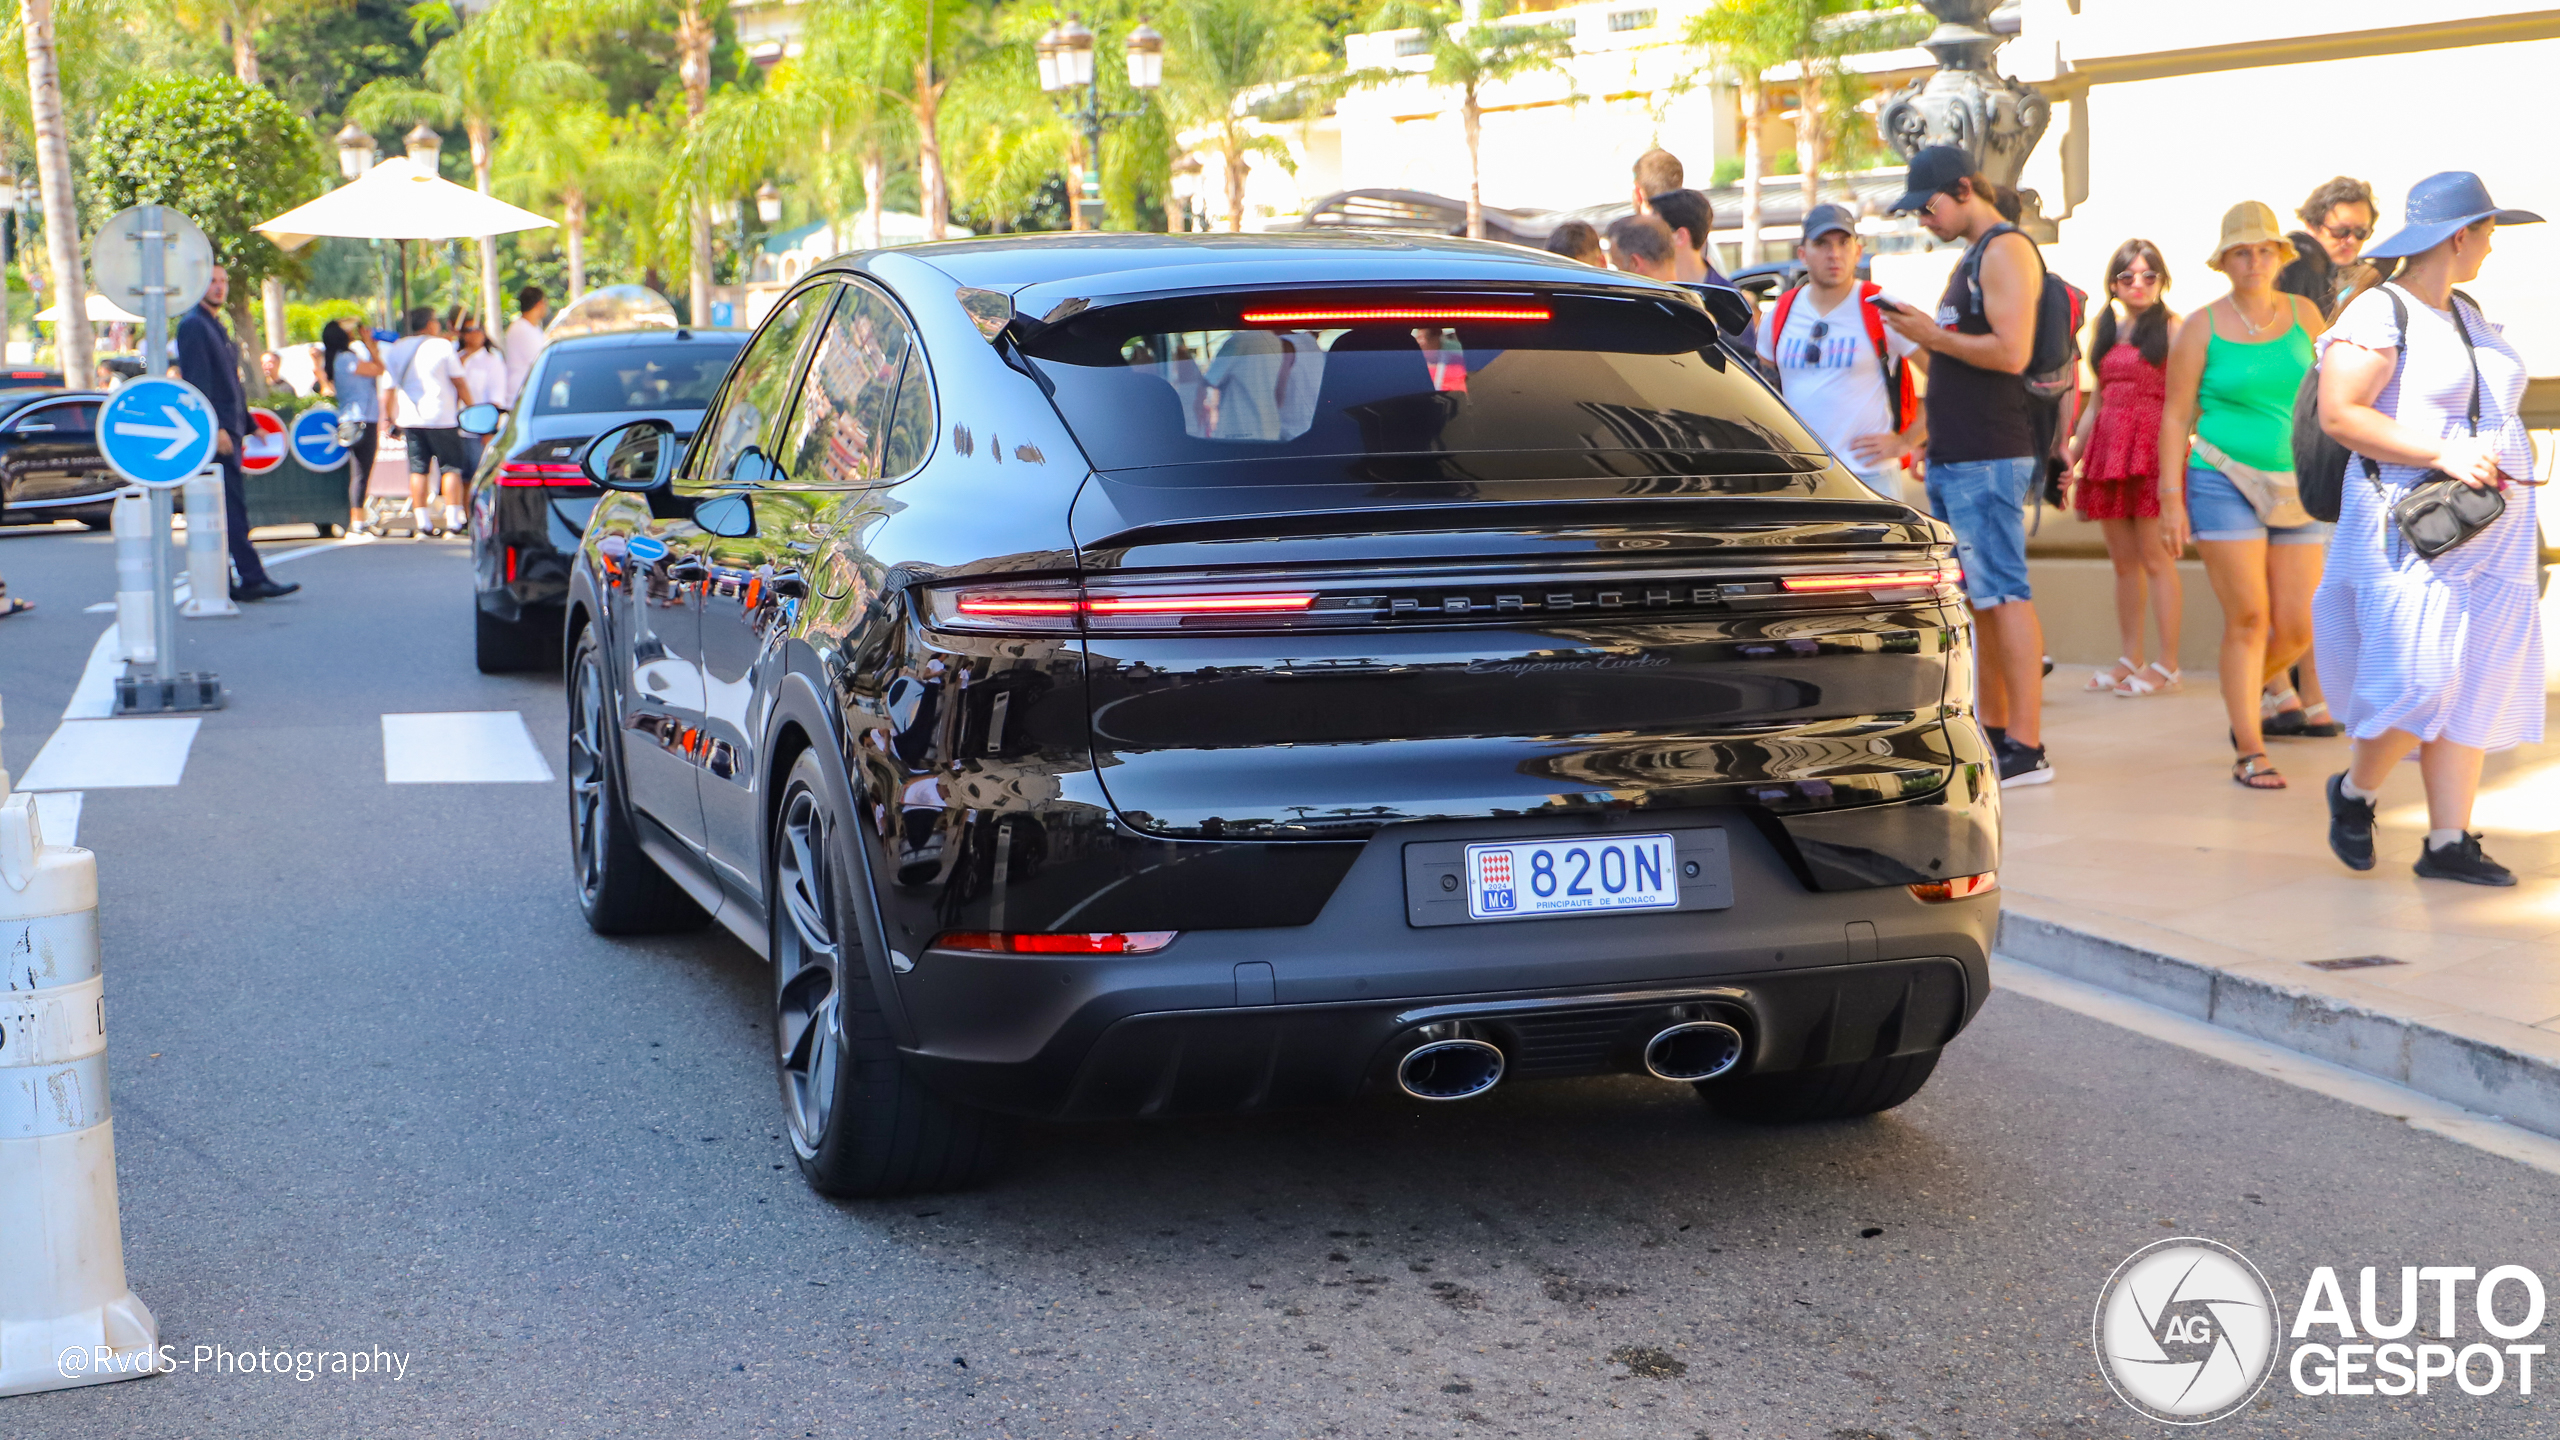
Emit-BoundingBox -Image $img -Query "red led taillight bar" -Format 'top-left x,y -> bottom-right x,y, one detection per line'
1238,306 -> 1550,325
497,461 -> 588,486
932,931 -> 1179,955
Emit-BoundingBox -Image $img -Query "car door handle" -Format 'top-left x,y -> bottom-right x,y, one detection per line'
664,555 -> 708,581
15,423 -> 52,432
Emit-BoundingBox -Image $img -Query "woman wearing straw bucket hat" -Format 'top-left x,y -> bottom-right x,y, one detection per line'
2158,201 -> 2332,791
2314,171 -> 2544,885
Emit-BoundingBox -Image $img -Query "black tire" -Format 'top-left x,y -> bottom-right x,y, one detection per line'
1699,1048 -> 1941,1124
476,602 -> 549,674
566,625 -> 708,935
771,749 -> 1009,1198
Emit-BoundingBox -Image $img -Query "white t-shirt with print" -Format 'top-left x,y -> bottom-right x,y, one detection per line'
387,334 -> 466,429
1756,287 -> 1920,483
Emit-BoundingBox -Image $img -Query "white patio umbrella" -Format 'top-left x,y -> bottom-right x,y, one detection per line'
253,156 -> 554,249
33,293 -> 145,324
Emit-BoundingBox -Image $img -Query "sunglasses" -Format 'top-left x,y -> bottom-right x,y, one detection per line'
1806,320 -> 1830,342
2321,223 -> 2373,242
2113,269 -> 2160,286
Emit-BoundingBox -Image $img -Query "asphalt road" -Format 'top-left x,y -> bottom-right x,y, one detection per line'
3,523 -> 2555,1439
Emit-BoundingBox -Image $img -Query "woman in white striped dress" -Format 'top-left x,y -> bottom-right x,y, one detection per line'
2315,172 -> 2543,885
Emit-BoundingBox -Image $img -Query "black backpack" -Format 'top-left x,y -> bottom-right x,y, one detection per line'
2293,285 -> 2470,522
1955,222 -> 2084,402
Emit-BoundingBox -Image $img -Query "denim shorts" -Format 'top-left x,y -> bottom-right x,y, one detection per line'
2184,464 -> 2334,545
1924,455 -> 2036,608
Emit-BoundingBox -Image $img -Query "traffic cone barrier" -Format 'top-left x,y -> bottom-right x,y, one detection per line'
0,791 -> 158,1396
179,469 -> 238,618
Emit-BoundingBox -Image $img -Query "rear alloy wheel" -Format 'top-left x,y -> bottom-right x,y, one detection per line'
476,602 -> 549,673
771,749 -> 1008,1198
1698,1048 -> 1941,1124
567,625 -> 708,934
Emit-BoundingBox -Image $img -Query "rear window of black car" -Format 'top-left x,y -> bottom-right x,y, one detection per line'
531,342 -> 740,416
1019,291 -> 1822,472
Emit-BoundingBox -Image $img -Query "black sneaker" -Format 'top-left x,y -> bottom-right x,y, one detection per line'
2414,832 -> 2516,887
1996,736 -> 2053,788
2324,773 -> 2376,871
1984,724 -> 2008,751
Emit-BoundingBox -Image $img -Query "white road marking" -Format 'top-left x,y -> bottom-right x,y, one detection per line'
382,712 -> 554,785
31,791 -> 81,847
64,624 -> 123,720
14,717 -> 202,791
1994,955 -> 2560,1180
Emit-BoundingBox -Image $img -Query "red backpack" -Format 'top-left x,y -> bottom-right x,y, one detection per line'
1766,281 -> 1918,467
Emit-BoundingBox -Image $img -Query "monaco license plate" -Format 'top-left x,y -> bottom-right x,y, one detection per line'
1464,833 -> 1679,921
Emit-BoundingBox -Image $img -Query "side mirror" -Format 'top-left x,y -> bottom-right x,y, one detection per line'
458,402 -> 504,436
1690,283 -> 1755,338
584,419 -> 676,492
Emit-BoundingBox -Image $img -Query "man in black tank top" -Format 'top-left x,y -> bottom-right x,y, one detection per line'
1880,145 -> 2053,788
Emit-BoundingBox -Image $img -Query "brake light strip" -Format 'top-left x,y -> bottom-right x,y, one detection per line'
1238,306 -> 1551,325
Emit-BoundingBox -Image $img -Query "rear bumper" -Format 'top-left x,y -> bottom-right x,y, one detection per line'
892,809 -> 1996,1118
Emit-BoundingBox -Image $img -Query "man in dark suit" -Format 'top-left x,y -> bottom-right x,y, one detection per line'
176,264 -> 298,601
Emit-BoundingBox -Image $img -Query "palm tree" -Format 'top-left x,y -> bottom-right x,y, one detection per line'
1348,0 -> 1573,241
350,0 -> 595,331
1685,0 -> 1792,266
171,0 -> 348,86
496,101 -> 645,300
1689,1 -> 1914,261
1166,0 -> 1319,234
15,0 -> 84,382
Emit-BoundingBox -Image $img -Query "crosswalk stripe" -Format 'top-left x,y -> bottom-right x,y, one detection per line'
381,712 -> 554,784
15,717 -> 202,791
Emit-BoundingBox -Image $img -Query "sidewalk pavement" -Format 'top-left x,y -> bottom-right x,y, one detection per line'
1997,668 -> 2560,1138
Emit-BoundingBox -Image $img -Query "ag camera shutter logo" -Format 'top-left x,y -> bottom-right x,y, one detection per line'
2095,1238 -> 2282,1424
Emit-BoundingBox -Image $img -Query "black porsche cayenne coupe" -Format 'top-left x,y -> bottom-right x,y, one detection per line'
565,232 -> 2000,1198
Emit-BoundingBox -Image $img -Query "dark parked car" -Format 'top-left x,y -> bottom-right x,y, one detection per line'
462,326 -> 747,671
565,233 -> 2000,1198
0,390 -> 116,529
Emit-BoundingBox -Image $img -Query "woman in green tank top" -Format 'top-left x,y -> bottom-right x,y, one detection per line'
2158,202 -> 2334,790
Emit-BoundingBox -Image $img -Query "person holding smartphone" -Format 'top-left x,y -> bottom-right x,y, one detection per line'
1756,204 -> 1929,503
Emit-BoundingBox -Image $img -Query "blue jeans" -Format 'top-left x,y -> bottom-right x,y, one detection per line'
1925,455 -> 2036,608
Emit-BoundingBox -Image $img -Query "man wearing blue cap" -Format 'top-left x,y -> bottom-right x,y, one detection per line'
1756,202 -> 1927,503
1879,144 -> 2051,787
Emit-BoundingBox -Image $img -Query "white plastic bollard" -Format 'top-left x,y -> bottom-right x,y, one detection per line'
110,488 -> 157,665
178,468 -> 238,618
0,792 -> 158,1397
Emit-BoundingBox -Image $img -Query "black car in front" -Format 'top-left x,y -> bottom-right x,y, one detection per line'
563,233 -> 1999,1199
462,326 -> 745,671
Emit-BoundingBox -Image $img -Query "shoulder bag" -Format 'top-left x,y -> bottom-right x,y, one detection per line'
2384,289 -> 2504,560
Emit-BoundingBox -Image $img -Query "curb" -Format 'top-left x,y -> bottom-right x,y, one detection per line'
1994,895 -> 2560,1142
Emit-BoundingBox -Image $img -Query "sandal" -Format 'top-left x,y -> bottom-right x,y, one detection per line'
2232,752 -> 2287,790
2293,700 -> 2344,739
2086,656 -> 2138,692
0,595 -> 29,619
2115,661 -> 2180,697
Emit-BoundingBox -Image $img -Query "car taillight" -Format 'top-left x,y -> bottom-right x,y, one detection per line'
1781,560 -> 1964,596
931,931 -> 1179,955
1239,305 -> 1550,325
498,461 -> 586,486
504,545 -> 519,583
931,583 -> 1318,633
1909,872 -> 1996,903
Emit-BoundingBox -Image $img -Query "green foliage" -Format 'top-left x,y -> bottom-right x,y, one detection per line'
85,75 -> 326,290
253,0 -> 432,127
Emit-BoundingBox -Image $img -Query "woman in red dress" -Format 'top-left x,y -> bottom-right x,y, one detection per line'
2066,239 -> 2185,696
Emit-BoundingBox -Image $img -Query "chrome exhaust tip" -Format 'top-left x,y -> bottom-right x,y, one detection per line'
1396,1038 -> 1506,1101
1644,1020 -> 1745,1083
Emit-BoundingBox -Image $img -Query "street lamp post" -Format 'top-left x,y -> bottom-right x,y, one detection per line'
335,123 -> 395,340
399,124 -> 443,318
1036,16 -> 1163,231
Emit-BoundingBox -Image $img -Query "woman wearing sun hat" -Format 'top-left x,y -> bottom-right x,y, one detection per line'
2314,172 -> 2543,886
2158,201 -> 2331,791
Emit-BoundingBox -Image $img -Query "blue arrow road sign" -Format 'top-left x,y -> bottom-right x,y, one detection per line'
99,378 -> 219,487
290,406 -> 350,472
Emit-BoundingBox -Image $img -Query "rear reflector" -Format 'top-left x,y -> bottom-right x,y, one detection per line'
1908,872 -> 1996,903
498,461 -> 587,486
932,931 -> 1179,955
1239,306 -> 1550,325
